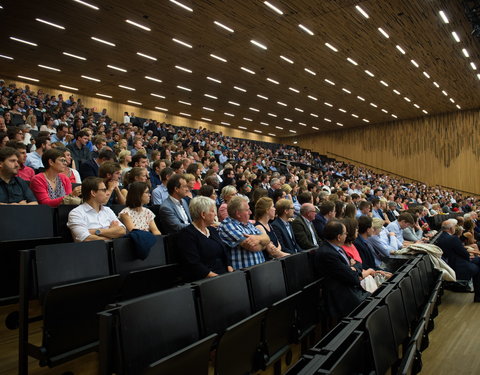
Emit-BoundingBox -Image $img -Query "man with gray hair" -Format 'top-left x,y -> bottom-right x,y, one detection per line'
292,203 -> 322,250
218,196 -> 270,269
436,219 -> 480,302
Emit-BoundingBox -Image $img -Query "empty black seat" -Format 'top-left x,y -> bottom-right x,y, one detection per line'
281,252 -> 315,295
55,205 -> 76,242
398,277 -> 418,327
385,289 -> 410,350
0,205 -> 56,241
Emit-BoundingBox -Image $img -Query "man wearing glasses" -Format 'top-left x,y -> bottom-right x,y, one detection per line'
67,176 -> 126,242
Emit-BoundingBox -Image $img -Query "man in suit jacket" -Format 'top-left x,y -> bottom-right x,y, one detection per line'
79,149 -> 116,180
271,199 -> 302,254
314,220 -> 371,318
436,219 -> 480,301
313,200 -> 336,240
292,203 -> 321,250
159,174 -> 192,234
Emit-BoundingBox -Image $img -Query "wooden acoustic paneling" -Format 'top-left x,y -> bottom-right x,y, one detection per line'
292,109 -> 480,194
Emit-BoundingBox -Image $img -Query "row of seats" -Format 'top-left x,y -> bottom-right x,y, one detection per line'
284,255 -> 443,375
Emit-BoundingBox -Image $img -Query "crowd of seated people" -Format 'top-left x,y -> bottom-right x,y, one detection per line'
2,81 -> 480,314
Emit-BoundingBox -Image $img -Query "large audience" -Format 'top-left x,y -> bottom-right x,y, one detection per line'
1,81 -> 480,316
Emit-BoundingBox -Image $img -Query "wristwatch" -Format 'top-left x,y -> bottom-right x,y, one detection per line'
95,229 -> 101,236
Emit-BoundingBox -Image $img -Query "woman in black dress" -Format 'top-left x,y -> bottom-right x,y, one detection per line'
254,197 -> 289,260
176,196 -> 233,281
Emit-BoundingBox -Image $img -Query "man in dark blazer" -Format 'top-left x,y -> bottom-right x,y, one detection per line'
436,218 -> 480,301
313,200 -> 336,240
314,220 -> 371,318
78,149 -> 116,180
159,174 -> 192,234
271,199 -> 302,254
353,215 -> 378,270
292,203 -> 321,250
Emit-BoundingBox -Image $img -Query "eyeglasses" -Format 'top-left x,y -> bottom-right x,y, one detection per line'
57,158 -> 68,164
96,188 -> 108,192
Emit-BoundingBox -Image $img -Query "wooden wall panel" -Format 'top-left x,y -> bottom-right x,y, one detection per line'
291,109 -> 480,195
9,80 -> 278,143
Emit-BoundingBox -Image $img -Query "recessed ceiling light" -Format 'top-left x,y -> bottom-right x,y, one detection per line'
404,97 -> 411,102
336,123 -> 344,127
362,118 -> 370,123
356,96 -> 365,101
151,93 -> 165,98
249,107 -> 260,112
261,122 -> 269,126
180,112 -> 191,117
289,129 -> 297,133
299,122 -> 306,126
268,133 -> 276,136
137,52 -> 157,61
364,70 -> 375,77
370,102 -> 377,108
234,86 -> 247,92
449,98 -> 455,103
59,84 -> 78,91
442,90 -> 448,96
73,0 -> 99,10
107,64 -> 127,72
251,40 -> 267,49
155,107 -> 168,111
239,126 -> 247,130
325,42 -> 338,52
470,62 -> 477,70
118,84 -> 135,91
280,55 -> 294,64
38,64 -> 61,72
277,101 -> 287,106
81,75 -> 100,82
439,10 -> 449,24
18,75 -> 39,82
172,38 -> 193,48
241,66 -> 255,74
275,126 -> 283,129
410,59 -> 419,68
298,24 -> 314,35
126,19 -> 151,31
422,109 -> 428,114
228,101 -> 240,106
478,73 -> 480,80
342,88 -> 351,94
295,107 -> 304,112
338,108 -> 347,113
393,89 -> 401,95
35,18 -> 65,29
324,102 -> 333,107
288,87 -> 300,93
423,71 -> 430,78
243,117 -> 253,121
91,36 -> 115,46
254,130 -> 262,133
264,1 -> 284,15
169,0 -> 193,12
324,78 -> 335,85
380,80 -> 389,87
268,113 -> 277,117
96,93 -> 112,98
210,54 -> 227,62
395,45 -> 406,54
203,107 -> 215,111
381,109 -> 388,113
347,58 -> 358,66
145,76 -> 162,83
310,113 -> 319,118
351,114 -> 359,118
214,21 -> 234,33
267,77 -> 279,84
413,103 -> 420,108
293,141 -> 298,144
451,31 -> 460,42
204,94 -> 218,99
221,122 -> 231,126
0,54 -> 14,60
257,94 -> 269,99
304,68 -> 316,75
391,114 -> 398,118
127,100 -> 142,105
207,76 -> 221,83
433,82 -> 440,88
312,126 -> 319,130
456,104 -> 461,109
175,65 -> 192,73
224,112 -> 235,117
178,100 -> 191,105
10,36 -> 37,46
378,27 -> 389,38
462,48 -> 470,58
324,118 -> 332,122
63,51 -> 86,60
307,95 -> 318,101
356,5 -> 369,18
284,118 -> 293,122
201,117 -> 212,122
177,85 -> 192,91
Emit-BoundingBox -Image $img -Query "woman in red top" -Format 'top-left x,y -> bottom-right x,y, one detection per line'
30,148 -> 81,207
341,217 -> 363,263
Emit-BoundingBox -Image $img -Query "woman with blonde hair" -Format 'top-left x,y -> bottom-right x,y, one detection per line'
183,173 -> 196,206
118,149 -> 132,174
218,185 -> 237,222
255,197 -> 288,259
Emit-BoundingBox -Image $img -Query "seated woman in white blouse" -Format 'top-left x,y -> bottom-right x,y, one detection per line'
119,181 -> 161,234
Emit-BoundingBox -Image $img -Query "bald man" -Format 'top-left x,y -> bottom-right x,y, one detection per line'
292,203 -> 322,250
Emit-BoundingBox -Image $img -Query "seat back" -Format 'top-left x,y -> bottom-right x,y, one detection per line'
108,204 -> 126,216
398,277 -> 418,326
55,205 -> 76,241
319,331 -> 366,375
193,271 -> 252,336
385,289 -> 410,347
396,342 -> 419,375
245,260 -> 287,311
281,252 -> 315,295
35,241 -> 110,298
0,205 -> 55,241
117,286 -> 200,374
111,236 -> 166,274
365,305 -> 398,375
410,267 -> 426,309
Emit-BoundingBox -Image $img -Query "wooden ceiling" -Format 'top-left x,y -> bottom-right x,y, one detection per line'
1,0 -> 479,137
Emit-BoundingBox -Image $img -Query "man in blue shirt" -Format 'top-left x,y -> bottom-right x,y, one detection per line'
152,167 -> 173,205
386,212 -> 415,247
25,136 -> 51,170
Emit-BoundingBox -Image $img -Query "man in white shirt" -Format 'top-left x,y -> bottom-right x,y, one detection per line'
67,177 -> 126,242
